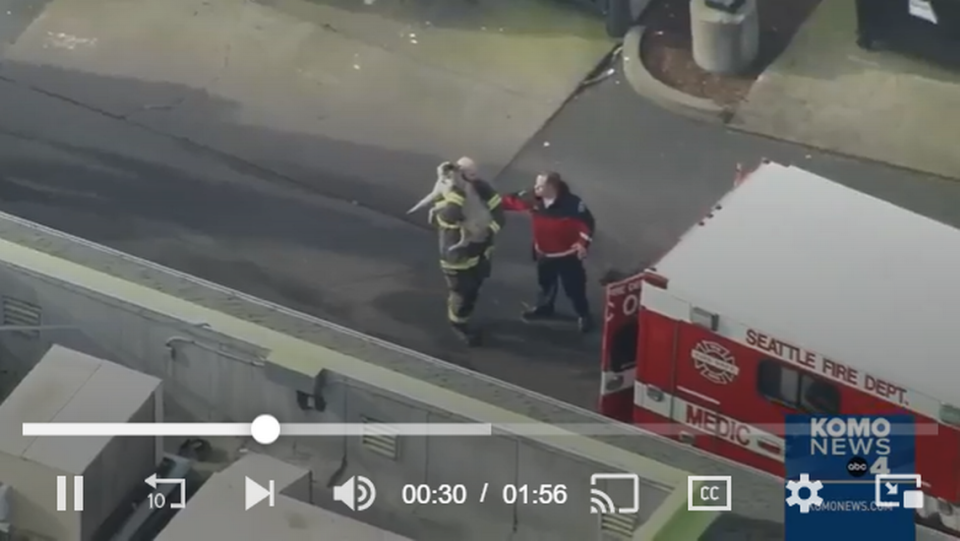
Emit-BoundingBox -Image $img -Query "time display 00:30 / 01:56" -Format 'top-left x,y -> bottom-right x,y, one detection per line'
400,483 -> 569,506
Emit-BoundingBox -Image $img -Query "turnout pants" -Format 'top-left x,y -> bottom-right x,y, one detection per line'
534,255 -> 590,317
444,264 -> 485,326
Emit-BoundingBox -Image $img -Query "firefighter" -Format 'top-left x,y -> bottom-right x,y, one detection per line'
430,157 -> 505,345
502,171 -> 596,333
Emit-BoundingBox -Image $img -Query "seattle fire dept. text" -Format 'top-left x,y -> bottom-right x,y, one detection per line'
744,329 -> 908,406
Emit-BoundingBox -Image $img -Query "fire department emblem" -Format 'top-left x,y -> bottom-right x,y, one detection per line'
691,341 -> 739,385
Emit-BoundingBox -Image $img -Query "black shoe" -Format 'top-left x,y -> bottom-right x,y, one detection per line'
577,316 -> 594,334
521,305 -> 555,321
451,323 -> 482,346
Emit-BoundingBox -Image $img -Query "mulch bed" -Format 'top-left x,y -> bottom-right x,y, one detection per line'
639,0 -> 823,106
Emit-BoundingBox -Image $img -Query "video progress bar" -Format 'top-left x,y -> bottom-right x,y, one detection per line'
23,420 -> 670,442
22,422 -> 496,437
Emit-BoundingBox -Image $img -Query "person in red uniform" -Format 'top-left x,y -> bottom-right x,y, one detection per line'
502,171 -> 596,333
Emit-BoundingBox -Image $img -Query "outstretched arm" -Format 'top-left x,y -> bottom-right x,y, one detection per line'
501,190 -> 535,212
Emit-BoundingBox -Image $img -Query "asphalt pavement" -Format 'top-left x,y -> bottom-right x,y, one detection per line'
501,72 -> 960,274
2,48 -> 960,411
6,64 -> 956,540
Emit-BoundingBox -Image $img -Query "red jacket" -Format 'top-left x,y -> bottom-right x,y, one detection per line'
502,190 -> 595,258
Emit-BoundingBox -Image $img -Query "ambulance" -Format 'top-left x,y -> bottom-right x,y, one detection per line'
598,160 -> 960,534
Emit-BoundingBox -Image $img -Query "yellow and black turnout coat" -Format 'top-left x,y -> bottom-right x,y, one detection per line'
430,180 -> 505,272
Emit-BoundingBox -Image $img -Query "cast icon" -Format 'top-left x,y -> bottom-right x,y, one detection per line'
589,473 -> 640,514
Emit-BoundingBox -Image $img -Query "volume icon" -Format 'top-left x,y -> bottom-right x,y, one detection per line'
333,476 -> 377,511
56,475 -> 84,511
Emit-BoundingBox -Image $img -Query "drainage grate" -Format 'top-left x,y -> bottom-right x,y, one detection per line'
599,513 -> 636,539
360,417 -> 399,459
1,297 -> 41,337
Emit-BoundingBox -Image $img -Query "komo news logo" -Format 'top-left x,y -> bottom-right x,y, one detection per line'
808,417 -> 892,479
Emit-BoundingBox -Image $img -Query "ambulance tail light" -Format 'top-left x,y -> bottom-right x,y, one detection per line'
690,307 -> 719,332
939,404 -> 960,428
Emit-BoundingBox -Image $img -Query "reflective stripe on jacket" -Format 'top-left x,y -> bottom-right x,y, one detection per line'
431,180 -> 505,271
501,190 -> 594,258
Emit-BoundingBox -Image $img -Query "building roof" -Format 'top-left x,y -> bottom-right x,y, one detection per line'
0,209 -> 693,487
654,161 -> 960,407
0,345 -> 160,474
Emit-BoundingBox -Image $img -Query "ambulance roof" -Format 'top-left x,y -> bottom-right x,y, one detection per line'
652,161 -> 959,408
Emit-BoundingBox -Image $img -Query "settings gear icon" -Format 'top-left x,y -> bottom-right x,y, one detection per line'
786,474 -> 823,514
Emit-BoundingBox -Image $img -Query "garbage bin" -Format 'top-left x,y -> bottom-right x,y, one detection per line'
605,0 -> 633,38
690,0 -> 760,75
856,0 -> 912,50
857,0 -> 960,67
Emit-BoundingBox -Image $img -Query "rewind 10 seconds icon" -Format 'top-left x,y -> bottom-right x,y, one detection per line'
589,473 -> 640,514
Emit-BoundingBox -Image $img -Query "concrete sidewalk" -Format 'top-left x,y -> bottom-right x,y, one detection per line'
731,0 -> 960,180
1,0 -> 612,214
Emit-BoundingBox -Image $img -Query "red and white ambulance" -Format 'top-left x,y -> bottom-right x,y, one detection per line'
599,161 -> 960,534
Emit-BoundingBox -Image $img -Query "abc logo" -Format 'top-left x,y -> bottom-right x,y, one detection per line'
846,456 -> 868,477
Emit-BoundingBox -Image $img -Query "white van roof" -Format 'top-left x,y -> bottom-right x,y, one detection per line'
652,161 -> 958,408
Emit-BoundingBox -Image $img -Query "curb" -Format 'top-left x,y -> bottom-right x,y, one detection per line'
621,25 -> 732,123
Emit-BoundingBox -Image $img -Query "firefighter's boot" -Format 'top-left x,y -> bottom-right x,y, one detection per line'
521,304 -> 555,322
451,322 -> 482,347
577,315 -> 594,334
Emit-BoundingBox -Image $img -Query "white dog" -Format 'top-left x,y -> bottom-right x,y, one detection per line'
407,161 -> 493,251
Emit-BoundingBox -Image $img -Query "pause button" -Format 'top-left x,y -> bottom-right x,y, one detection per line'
56,475 -> 84,511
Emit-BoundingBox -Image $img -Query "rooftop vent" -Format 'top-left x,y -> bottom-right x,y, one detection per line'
360,417 -> 399,460
599,512 -> 636,539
